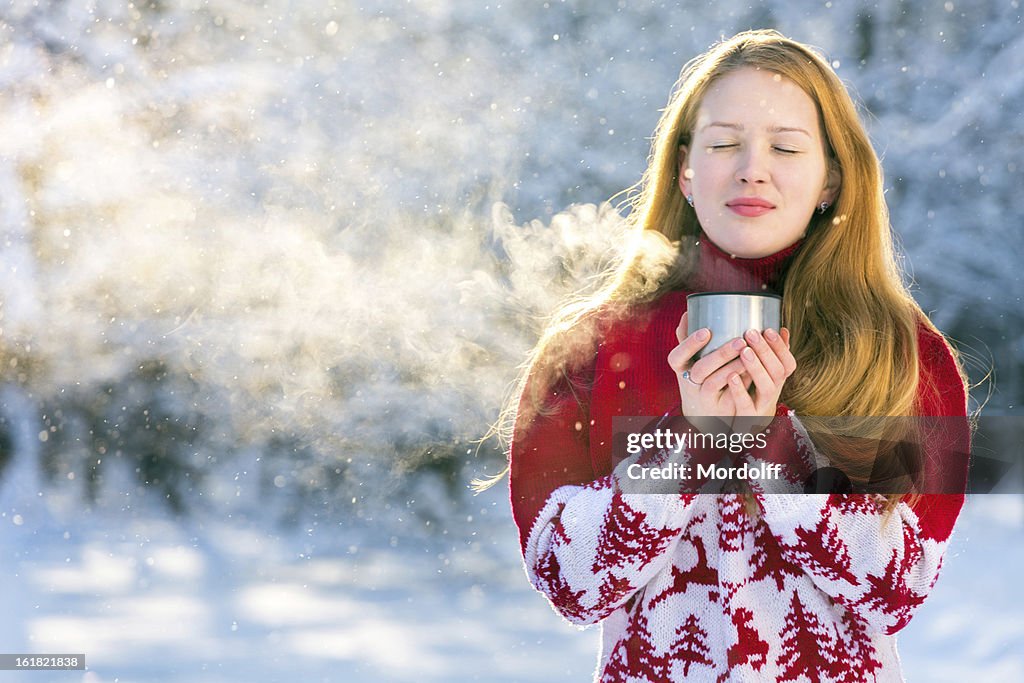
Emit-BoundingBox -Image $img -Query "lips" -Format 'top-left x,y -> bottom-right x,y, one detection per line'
726,197 -> 775,217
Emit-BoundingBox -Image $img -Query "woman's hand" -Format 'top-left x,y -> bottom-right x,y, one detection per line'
667,312 -> 797,434
728,326 -> 797,434
668,312 -> 748,435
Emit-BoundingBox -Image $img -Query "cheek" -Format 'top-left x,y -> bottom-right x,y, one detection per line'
784,163 -> 827,204
688,157 -> 727,192
798,169 -> 823,202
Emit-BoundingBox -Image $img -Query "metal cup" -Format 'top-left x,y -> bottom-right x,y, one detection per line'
686,292 -> 782,358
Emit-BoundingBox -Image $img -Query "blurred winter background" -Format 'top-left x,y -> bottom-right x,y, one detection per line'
0,1 -> 1021,681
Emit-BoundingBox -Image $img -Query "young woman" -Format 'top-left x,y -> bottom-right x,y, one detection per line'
500,30 -> 970,682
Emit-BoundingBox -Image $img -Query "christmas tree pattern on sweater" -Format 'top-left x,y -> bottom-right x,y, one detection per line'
521,409 -> 964,682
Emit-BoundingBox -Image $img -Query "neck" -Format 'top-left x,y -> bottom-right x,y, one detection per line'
689,232 -> 803,293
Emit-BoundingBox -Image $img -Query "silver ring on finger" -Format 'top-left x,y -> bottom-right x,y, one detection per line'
681,370 -> 702,387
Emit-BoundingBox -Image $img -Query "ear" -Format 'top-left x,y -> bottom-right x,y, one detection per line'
678,145 -> 691,197
820,158 -> 842,205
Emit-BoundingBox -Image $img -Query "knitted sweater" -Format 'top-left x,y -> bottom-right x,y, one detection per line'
509,236 -> 970,682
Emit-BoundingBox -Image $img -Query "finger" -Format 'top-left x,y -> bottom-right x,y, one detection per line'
690,336 -> 745,383
739,343 -> 779,402
727,373 -> 755,414
675,312 -> 688,344
744,329 -> 786,383
668,339 -> 719,376
667,344 -> 690,374
764,328 -> 797,377
699,357 -> 746,393
672,313 -> 711,362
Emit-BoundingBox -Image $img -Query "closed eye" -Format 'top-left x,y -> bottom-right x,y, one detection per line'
773,146 -> 800,155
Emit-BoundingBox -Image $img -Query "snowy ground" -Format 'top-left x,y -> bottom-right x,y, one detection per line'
1,467 -> 1020,683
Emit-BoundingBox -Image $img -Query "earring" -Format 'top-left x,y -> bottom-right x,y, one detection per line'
818,201 -> 830,214
686,194 -> 694,207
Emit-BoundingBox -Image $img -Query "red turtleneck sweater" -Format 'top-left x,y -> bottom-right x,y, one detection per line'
509,235 -> 969,683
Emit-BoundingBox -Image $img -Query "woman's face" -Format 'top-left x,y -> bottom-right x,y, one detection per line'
679,67 -> 840,258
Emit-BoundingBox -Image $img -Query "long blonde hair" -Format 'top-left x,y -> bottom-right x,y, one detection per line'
477,30 -> 964,507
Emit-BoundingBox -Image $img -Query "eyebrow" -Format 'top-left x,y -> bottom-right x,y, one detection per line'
702,122 -> 813,138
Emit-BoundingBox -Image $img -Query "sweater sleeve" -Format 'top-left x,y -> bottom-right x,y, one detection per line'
745,324 -> 971,635
510,366 -> 700,626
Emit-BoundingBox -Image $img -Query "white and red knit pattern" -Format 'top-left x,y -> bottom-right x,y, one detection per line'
523,411 -> 958,682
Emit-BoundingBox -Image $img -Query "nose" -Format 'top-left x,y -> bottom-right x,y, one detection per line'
735,147 -> 770,185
